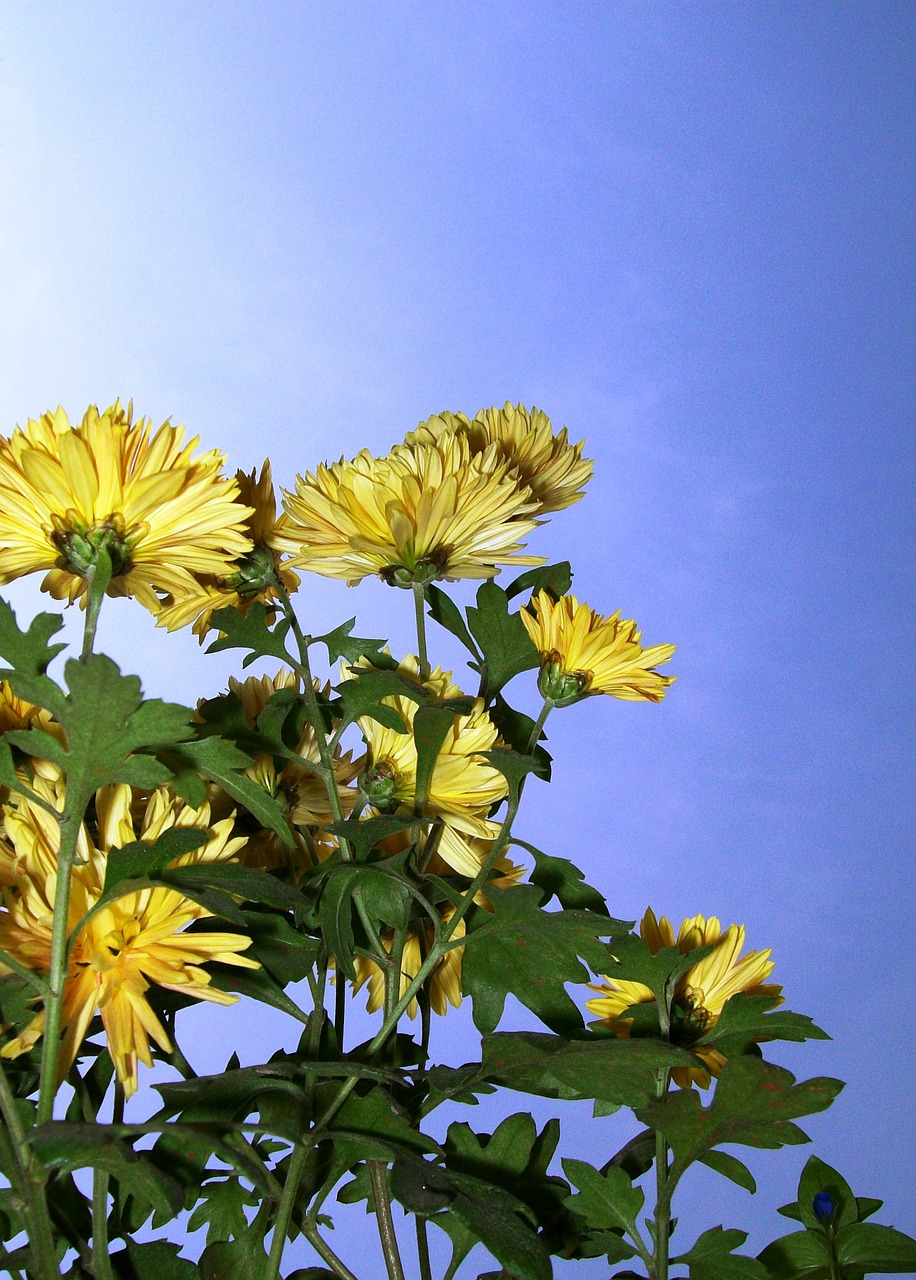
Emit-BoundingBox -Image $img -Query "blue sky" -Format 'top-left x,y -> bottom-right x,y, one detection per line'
0,2 -> 913,1273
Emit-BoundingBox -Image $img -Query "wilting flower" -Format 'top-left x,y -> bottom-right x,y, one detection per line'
156,460 -> 300,639
208,671 -> 362,875
273,434 -> 542,587
587,908 -> 782,1088
0,772 -> 257,1097
405,402 -> 593,515
0,401 -> 253,612
354,657 -> 508,864
521,591 -> 676,705
352,905 -> 465,1018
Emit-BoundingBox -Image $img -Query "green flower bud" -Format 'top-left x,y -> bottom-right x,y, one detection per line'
359,762 -> 398,810
227,545 -> 277,596
537,655 -> 591,707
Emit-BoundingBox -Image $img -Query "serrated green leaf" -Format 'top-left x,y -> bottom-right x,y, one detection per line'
160,862 -> 304,916
330,1087 -> 438,1158
518,838 -> 609,912
114,1240 -> 198,1280
466,579 -> 539,700
600,931 -> 716,1003
638,1059 -> 844,1173
102,829 -> 210,895
697,994 -> 830,1054
198,1223 -> 269,1280
318,864 -> 361,980
206,603 -> 294,666
208,962 -> 311,1027
673,1225 -> 769,1279
487,696 -> 552,778
0,598 -> 67,715
481,747 -> 547,801
462,885 -> 623,1034
169,736 -> 294,847
312,618 -> 390,665
187,1179 -> 260,1244
413,697 -> 476,809
425,584 -> 481,658
353,866 -> 411,931
504,561 -> 573,602
324,814 -> 424,861
562,1157 -> 644,1251
333,668 -> 426,731
237,908 -> 320,986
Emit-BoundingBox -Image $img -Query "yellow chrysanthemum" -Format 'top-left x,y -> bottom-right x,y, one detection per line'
212,671 -> 362,875
353,657 -> 508,856
352,906 -> 465,1018
0,773 -> 257,1097
587,908 -> 783,1088
0,401 -> 253,612
521,591 -> 676,705
406,402 -> 593,514
156,460 -> 300,639
272,435 -> 543,587
0,682 -> 65,788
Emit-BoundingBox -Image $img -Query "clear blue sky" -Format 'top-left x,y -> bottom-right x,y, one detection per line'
1,3 -> 913,1273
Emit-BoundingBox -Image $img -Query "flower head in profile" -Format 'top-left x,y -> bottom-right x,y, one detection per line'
0,401 -> 253,613
587,908 -> 782,1088
521,591 -> 676,705
0,773 -> 257,1097
353,656 -> 508,860
156,460 -> 300,639
272,435 -> 542,587
406,402 -> 593,515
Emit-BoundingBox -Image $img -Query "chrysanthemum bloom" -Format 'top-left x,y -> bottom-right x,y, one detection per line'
0,401 -> 253,612
352,905 -> 465,1018
521,591 -> 676,706
156,460 -> 300,639
0,682 -> 65,788
405,402 -> 593,515
213,671 -> 362,875
353,657 -> 509,867
587,908 -> 783,1088
0,773 -> 257,1097
272,435 -> 542,586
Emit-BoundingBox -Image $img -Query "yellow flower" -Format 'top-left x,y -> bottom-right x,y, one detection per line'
406,402 -> 593,514
0,401 -> 253,612
0,773 -> 257,1097
156,460 -> 300,639
211,671 -> 362,876
587,908 -> 783,1088
272,435 -> 542,586
521,591 -> 676,705
353,657 -> 508,855
352,905 -> 465,1018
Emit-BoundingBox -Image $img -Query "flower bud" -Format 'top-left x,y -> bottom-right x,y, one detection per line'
813,1192 -> 835,1224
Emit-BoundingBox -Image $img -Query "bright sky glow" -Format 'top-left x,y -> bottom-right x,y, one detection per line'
0,3 -> 913,1271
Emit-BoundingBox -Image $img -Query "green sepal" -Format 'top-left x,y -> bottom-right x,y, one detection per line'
206,602 -> 294,667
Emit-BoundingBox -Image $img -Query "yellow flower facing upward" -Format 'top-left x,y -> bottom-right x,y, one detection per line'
0,773 -> 257,1097
156,460 -> 300,639
0,401 -> 253,613
521,591 -> 676,705
587,908 -> 783,1088
406,402 -> 593,515
272,434 -> 543,587
354,657 -> 508,857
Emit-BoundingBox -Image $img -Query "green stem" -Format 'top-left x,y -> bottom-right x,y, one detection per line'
412,583 -> 430,683
91,1083 -> 122,1280
654,1119 -> 670,1280
368,1160 -> 406,1280
80,549 -> 112,662
265,1143 -> 307,1280
525,698 -> 554,756
303,1224 -> 360,1280
824,1225 -> 841,1280
415,1216 -> 433,1280
0,1059 -> 58,1280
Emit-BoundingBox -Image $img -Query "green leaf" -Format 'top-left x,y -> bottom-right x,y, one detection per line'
638,1059 -> 844,1172
482,1031 -> 698,1109
412,697 -> 476,809
114,1240 -> 198,1280
481,747 -> 547,801
330,1086 -> 439,1158
699,1149 -> 757,1194
425,584 -> 481,659
757,1229 -> 831,1278
518,838 -> 609,912
696,994 -> 830,1054
462,885 -> 624,1034
487,696 -> 552,778
324,814 -> 424,861
504,561 -> 573,602
169,736 -> 294,847
333,667 -> 426,731
208,961 -> 311,1027
836,1222 -> 916,1272
102,829 -> 210,896
198,1224 -> 269,1280
187,1179 -> 261,1244
673,1225 -> 770,1279
160,862 -> 304,917
795,1156 -> 857,1230
599,930 -> 715,1004
562,1158 -> 643,1260
317,864 -> 360,980
237,908 -> 320,986
206,602 -> 293,667
466,579 -> 539,700
30,1122 -> 183,1221
312,618 -> 390,666
353,865 -> 412,931
0,598 -> 67,715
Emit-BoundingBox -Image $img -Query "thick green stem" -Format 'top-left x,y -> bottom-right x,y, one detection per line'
415,1216 -> 432,1280
654,1121 -> 670,1280
824,1225 -> 841,1280
79,550 -> 112,662
265,1142 -> 307,1280
368,1160 -> 406,1280
412,583 -> 430,683
303,1224 -> 360,1280
525,698 -> 554,756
